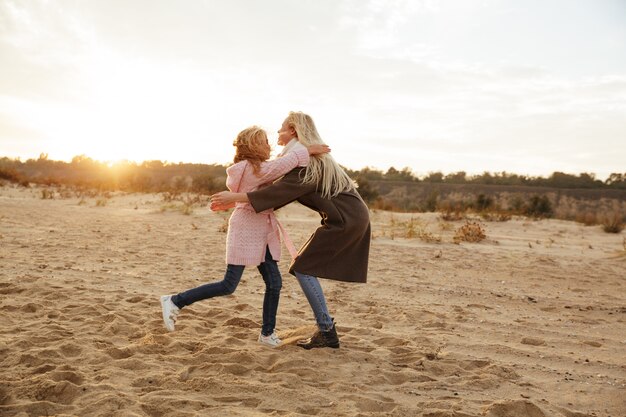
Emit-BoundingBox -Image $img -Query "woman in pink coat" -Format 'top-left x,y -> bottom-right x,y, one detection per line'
160,126 -> 329,347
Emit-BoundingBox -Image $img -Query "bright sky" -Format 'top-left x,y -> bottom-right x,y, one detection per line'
1,0 -> 625,179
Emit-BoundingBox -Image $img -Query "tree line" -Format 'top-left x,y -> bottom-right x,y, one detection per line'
1,154 -> 624,194
346,166 -> 626,189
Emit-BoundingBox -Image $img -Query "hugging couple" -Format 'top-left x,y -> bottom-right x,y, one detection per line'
160,111 -> 370,350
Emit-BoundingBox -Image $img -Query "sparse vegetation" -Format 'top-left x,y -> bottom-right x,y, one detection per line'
601,211 -> 624,234
453,221 -> 486,244
524,195 -> 553,218
218,217 -> 229,233
2,155 -> 624,226
480,211 -> 512,222
40,189 -> 54,199
575,211 -> 598,226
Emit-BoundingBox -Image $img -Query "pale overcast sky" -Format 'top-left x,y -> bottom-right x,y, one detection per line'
1,0 -> 625,178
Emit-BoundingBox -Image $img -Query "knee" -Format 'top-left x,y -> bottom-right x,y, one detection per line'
265,274 -> 282,292
222,280 -> 238,295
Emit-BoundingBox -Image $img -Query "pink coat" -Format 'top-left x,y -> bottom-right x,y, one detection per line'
224,146 -> 309,266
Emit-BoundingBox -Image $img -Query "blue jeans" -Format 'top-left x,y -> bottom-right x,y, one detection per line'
172,248 -> 282,336
295,272 -> 334,331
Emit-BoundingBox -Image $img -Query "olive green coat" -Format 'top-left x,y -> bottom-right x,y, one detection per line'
247,168 -> 370,283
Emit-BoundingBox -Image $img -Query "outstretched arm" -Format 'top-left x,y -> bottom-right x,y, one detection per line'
210,192 -> 247,211
255,144 -> 330,184
211,145 -> 329,211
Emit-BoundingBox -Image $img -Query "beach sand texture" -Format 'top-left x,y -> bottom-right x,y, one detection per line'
1,186 -> 625,417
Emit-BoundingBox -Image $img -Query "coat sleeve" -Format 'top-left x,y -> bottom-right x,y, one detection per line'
255,147 -> 309,185
248,168 -> 317,213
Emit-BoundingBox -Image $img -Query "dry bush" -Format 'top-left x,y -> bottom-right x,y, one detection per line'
480,211 -> 512,222
453,221 -> 486,244
371,197 -> 400,211
95,198 -> 108,207
181,203 -> 193,215
438,221 -> 454,231
40,189 -> 54,199
159,203 -> 192,215
574,210 -> 598,226
437,200 -> 467,221
416,228 -> 442,243
601,211 -> 624,233
58,187 -> 74,199
439,210 -> 466,221
218,217 -> 229,233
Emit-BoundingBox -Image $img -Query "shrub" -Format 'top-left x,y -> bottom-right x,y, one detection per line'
371,197 -> 398,211
524,195 -> 553,218
40,189 -> 54,199
480,211 -> 512,222
423,191 -> 439,212
437,200 -> 467,221
475,193 -> 494,211
354,176 -> 379,203
0,167 -> 21,182
453,221 -> 486,244
574,210 -> 598,226
601,212 -> 624,233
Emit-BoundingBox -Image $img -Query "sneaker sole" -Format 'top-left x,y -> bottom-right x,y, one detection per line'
160,296 -> 175,332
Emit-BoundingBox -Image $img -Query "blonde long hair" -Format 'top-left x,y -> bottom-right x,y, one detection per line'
285,111 -> 355,198
233,126 -> 269,176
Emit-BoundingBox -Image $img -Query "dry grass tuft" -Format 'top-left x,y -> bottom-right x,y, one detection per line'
480,211 -> 512,222
575,210 -> 598,226
40,189 -> 54,199
601,211 -> 624,234
439,209 -> 466,222
218,217 -> 229,233
453,221 -> 486,244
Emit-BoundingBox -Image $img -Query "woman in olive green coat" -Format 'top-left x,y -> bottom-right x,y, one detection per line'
211,112 -> 371,349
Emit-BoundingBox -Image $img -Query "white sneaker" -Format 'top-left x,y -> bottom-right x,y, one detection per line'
160,295 -> 180,332
258,332 -> 282,347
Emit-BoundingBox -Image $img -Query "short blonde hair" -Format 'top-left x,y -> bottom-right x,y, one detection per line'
285,111 -> 354,198
233,126 -> 269,175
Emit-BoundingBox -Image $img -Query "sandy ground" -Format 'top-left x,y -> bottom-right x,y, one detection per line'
0,185 -> 625,417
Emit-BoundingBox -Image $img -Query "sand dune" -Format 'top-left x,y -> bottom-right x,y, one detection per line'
1,185 -> 624,416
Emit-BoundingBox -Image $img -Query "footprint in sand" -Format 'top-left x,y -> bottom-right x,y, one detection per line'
483,399 -> 546,417
0,282 -> 24,294
373,336 -> 410,347
521,337 -> 546,346
58,343 -> 83,358
32,379 -> 81,405
19,302 -> 43,313
342,394 -> 398,413
222,317 -> 260,329
50,370 -> 85,385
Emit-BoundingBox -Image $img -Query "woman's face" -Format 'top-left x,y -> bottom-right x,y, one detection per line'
259,136 -> 271,160
277,119 -> 296,146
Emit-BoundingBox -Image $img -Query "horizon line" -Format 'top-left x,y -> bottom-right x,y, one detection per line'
1,152 -> 622,182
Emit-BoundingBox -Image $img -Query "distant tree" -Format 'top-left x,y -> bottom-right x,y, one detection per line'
605,173 -> 626,189
359,167 -> 384,181
354,176 -> 378,203
423,171 -> 443,183
384,166 -> 415,182
192,174 -> 221,194
142,160 -> 165,169
444,171 -> 467,184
